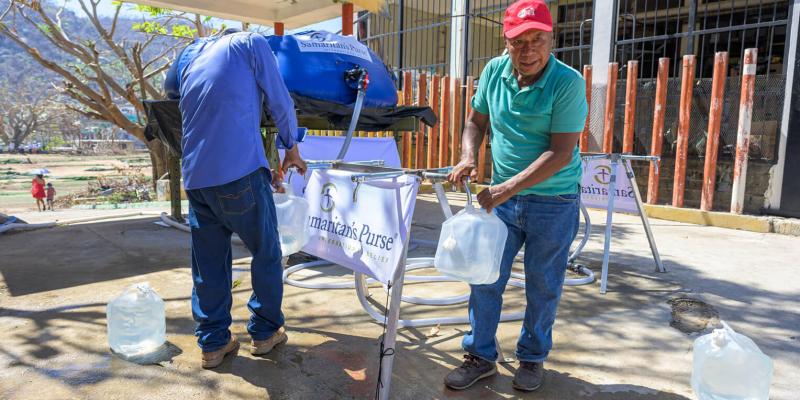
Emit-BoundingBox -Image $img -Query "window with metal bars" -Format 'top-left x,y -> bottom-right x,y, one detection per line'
358,0 -> 594,80
613,0 -> 790,162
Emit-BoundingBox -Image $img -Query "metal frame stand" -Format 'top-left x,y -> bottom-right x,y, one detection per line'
581,153 -> 666,294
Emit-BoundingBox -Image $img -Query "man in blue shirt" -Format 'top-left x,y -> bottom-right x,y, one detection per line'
177,31 -> 306,368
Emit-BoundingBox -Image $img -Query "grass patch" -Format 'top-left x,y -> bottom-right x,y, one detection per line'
0,159 -> 26,164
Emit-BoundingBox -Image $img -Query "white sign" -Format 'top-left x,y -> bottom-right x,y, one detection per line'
301,169 -> 419,284
295,31 -> 373,62
580,159 -> 640,214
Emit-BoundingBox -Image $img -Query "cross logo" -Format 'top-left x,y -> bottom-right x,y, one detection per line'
321,183 -> 336,212
517,6 -> 536,19
594,165 -> 611,185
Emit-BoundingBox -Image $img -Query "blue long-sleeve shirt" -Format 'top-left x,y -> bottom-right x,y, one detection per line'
178,32 -> 297,190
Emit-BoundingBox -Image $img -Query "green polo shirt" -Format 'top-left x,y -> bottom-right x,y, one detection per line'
472,54 -> 587,196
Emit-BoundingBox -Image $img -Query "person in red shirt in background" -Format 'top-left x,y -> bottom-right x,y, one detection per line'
31,174 -> 46,212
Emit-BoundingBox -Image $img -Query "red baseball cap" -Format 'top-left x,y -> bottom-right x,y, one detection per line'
503,0 -> 553,38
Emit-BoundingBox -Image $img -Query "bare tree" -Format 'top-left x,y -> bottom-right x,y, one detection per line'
0,0 -> 206,183
0,77 -> 53,149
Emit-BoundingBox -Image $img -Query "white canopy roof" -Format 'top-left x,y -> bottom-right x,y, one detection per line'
129,0 -> 367,29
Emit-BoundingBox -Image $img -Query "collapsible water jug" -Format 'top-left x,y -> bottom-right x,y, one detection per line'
107,282 -> 166,356
434,179 -> 508,284
273,179 -> 310,256
692,321 -> 773,400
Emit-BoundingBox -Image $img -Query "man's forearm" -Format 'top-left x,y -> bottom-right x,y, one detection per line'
504,150 -> 574,194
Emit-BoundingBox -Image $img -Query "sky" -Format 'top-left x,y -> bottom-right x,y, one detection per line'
63,0 -> 342,35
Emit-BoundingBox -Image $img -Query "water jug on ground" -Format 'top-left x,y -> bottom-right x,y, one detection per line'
692,321 -> 773,400
107,282 -> 166,356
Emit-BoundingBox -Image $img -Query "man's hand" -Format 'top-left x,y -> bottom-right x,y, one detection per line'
282,145 -> 307,175
476,182 -> 515,213
270,168 -> 285,192
447,158 -> 477,186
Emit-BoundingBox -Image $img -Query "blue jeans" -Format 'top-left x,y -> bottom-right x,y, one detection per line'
462,193 -> 580,362
186,167 -> 284,352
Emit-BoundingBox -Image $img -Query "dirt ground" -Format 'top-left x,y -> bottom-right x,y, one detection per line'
0,195 -> 798,399
0,153 -> 152,214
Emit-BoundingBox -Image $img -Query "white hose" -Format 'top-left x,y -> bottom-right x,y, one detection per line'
0,222 -> 57,234
0,211 -> 165,235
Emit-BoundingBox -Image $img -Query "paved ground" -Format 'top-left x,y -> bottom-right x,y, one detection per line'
1,194 -> 798,399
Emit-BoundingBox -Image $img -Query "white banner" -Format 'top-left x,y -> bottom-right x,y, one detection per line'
301,169 -> 419,284
580,159 -> 640,214
295,31 -> 373,62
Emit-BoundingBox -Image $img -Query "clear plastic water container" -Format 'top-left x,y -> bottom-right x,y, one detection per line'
273,178 -> 310,256
107,282 -> 166,356
692,321 -> 773,400
434,179 -> 508,285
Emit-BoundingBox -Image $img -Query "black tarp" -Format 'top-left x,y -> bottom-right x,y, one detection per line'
143,95 -> 437,156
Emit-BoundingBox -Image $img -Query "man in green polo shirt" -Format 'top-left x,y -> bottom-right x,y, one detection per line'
445,0 -> 587,392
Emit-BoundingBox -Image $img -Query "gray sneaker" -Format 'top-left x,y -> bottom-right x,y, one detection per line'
444,354 -> 497,390
512,361 -> 544,391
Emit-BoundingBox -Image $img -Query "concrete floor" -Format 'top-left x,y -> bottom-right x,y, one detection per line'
0,194 -> 798,399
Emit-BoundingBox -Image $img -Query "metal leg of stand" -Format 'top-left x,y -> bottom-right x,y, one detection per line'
378,236 -> 410,400
432,182 -> 454,219
600,158 -> 619,294
624,160 -> 666,273
495,337 -> 514,363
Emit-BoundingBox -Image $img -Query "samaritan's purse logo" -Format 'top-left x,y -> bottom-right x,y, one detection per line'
594,165 -> 612,185
518,6 -> 536,18
321,183 -> 336,212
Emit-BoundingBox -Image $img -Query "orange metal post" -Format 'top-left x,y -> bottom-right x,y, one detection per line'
672,55 -> 696,208
623,60 -> 638,153
415,73 -> 427,169
342,3 -> 354,36
439,76 -> 451,168
647,58 -> 670,204
427,74 -> 440,168
402,71 -> 413,168
700,52 -> 729,211
580,65 -> 592,152
731,49 -> 758,214
273,22 -> 284,36
450,78 -> 463,166
603,62 -> 619,153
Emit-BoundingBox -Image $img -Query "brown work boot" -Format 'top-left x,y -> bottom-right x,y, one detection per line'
201,336 -> 239,369
251,326 -> 288,355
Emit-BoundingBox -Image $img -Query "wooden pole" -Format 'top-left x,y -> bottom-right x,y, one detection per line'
580,65 -> 592,152
623,60 -> 638,153
439,76 -> 451,168
342,2 -> 354,36
603,62 -> 619,153
731,49 -> 758,214
168,153 -> 182,221
415,73 -> 427,169
700,52 -> 729,211
402,71 -> 413,168
427,74 -> 440,168
273,22 -> 284,36
647,57 -> 670,204
672,55 -> 696,208
450,78 -> 462,166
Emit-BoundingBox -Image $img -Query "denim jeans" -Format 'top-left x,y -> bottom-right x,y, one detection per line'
186,167 -> 284,352
462,193 -> 580,362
